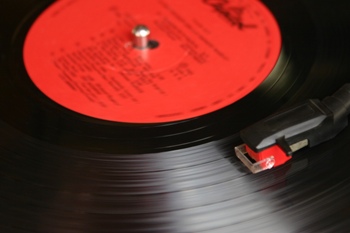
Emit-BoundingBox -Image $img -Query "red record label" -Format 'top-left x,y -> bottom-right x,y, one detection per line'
24,0 -> 281,123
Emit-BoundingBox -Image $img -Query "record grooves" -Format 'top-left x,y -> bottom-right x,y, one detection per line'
1,0 -> 350,232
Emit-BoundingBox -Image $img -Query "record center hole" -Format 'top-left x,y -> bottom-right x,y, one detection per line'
148,40 -> 159,49
133,40 -> 159,50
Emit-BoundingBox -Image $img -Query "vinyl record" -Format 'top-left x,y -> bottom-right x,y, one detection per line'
1,0 -> 350,232
0,0 -> 321,153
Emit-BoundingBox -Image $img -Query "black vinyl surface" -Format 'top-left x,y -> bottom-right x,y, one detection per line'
1,0 -> 350,232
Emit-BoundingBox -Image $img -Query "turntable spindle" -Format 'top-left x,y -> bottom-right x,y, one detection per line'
132,25 -> 150,49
